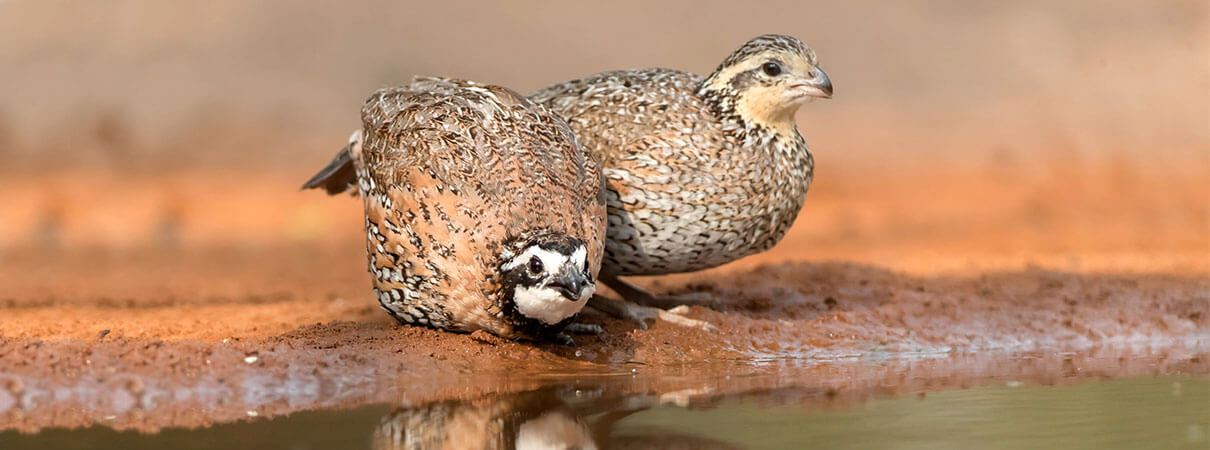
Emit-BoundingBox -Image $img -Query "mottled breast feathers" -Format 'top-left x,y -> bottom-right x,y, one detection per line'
531,68 -> 813,276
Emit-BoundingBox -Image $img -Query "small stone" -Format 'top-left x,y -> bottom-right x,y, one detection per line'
823,297 -> 838,309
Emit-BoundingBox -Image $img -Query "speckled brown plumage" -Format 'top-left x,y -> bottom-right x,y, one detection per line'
530,34 -> 831,283
304,77 -> 607,341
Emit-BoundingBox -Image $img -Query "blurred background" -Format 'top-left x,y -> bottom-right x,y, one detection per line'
0,0 -> 1206,275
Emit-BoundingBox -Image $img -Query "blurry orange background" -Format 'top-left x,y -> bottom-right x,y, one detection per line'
1,0 -> 1206,274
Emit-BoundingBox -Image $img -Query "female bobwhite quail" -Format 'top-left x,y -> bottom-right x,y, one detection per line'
529,35 -> 832,327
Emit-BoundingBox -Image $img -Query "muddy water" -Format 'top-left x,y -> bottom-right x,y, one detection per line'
1,349 -> 1206,449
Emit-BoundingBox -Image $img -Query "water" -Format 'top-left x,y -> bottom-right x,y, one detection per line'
2,375 -> 1204,449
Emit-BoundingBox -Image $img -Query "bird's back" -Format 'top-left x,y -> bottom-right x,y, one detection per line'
361,78 -> 596,214
530,68 -> 728,167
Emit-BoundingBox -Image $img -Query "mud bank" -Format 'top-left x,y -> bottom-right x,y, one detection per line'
2,247 -> 1205,360
1,248 -> 1205,431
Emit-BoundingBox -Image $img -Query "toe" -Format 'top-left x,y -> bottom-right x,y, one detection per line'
554,333 -> 576,346
656,308 -> 717,332
566,323 -> 606,335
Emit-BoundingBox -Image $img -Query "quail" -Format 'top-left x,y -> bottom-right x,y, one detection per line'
530,34 -> 832,325
372,391 -> 596,450
303,77 -> 607,343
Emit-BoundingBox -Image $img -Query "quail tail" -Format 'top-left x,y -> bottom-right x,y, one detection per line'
300,145 -> 356,195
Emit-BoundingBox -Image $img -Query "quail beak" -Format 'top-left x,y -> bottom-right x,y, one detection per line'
793,67 -> 832,99
547,266 -> 590,301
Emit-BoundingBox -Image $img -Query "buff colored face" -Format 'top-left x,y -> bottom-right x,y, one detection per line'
710,48 -> 833,132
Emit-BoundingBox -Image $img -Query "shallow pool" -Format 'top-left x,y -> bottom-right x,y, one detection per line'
2,375 -> 1204,450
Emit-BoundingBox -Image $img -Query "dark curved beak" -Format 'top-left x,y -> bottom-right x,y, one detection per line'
547,267 -> 591,301
795,67 -> 832,99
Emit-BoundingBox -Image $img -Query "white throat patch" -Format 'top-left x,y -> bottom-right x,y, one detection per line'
569,246 -> 587,272
513,283 -> 593,325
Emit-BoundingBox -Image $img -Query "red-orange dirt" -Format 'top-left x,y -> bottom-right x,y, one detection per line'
1,163 -> 1207,431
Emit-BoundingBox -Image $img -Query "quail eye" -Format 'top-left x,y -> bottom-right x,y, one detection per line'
761,62 -> 783,77
527,256 -> 543,274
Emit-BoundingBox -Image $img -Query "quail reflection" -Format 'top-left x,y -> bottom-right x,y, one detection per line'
373,389 -> 592,450
372,388 -> 738,450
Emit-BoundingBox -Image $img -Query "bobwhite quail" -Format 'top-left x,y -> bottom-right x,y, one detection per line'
303,77 -> 607,344
530,34 -> 832,326
372,390 -> 595,450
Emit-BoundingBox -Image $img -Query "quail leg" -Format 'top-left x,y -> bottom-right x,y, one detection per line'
602,274 -> 718,310
554,323 -> 608,346
553,333 -> 577,347
588,294 -> 717,332
565,323 -> 606,335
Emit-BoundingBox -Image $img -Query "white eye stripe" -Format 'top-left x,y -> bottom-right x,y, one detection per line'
501,247 -> 540,271
533,249 -> 564,275
502,246 -> 578,274
571,247 -> 588,271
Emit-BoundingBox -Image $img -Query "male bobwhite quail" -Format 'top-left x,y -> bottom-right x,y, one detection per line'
304,77 -> 607,344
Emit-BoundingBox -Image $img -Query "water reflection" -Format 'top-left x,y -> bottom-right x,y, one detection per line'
2,345 -> 1203,433
366,374 -> 1209,450
371,388 -> 739,450
0,375 -> 1205,449
1,348 -> 1206,449
373,389 -> 592,449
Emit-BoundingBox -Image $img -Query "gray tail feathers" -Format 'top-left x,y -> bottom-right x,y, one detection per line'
301,144 -> 356,195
